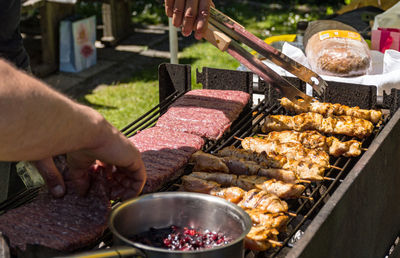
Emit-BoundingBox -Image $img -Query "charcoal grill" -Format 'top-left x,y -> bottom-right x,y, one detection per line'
2,63 -> 400,258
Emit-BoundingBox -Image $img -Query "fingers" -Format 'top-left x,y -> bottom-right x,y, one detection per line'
181,0 -> 198,36
165,0 -> 175,17
109,156 -> 146,200
194,0 -> 211,40
172,0 -> 185,27
33,158 -> 65,198
64,152 -> 92,196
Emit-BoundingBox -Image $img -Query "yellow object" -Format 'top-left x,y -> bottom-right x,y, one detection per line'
319,30 -> 362,41
338,0 -> 398,14
251,34 -> 297,55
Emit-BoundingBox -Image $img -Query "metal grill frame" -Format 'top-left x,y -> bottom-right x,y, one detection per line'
1,63 -> 400,257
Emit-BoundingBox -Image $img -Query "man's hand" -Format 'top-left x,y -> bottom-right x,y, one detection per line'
33,119 -> 146,200
0,59 -> 146,200
165,0 -> 214,40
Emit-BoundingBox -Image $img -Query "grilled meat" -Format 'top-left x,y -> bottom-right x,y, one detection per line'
262,112 -> 374,138
280,97 -> 382,124
216,146 -> 285,168
241,137 -> 330,168
246,210 -> 289,231
217,146 -> 325,181
192,150 -> 301,183
262,130 -> 363,157
245,226 -> 279,251
238,189 -> 288,213
189,172 -> 305,199
191,151 -> 229,173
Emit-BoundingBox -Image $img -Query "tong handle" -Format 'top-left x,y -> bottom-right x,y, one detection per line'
204,24 -> 231,52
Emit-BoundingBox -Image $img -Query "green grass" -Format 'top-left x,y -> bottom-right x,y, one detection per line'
80,69 -> 159,129
180,42 -> 240,89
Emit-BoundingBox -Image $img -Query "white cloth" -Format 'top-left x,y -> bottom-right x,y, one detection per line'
260,43 -> 400,96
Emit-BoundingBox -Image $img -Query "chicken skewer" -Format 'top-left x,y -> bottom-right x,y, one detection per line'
181,175 -> 289,213
189,172 -> 306,199
241,137 -> 331,168
192,150 -> 309,183
262,112 -> 374,138
280,97 -> 382,124
258,130 -> 364,157
216,146 -> 327,181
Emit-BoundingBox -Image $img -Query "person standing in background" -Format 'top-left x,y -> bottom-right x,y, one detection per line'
0,0 -> 30,71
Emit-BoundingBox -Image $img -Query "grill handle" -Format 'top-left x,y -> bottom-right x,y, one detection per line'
55,246 -> 145,258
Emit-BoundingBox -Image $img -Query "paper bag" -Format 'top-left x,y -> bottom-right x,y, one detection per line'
371,28 -> 400,53
59,16 -> 97,72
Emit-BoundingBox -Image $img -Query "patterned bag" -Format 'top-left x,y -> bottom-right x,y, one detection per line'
59,16 -> 97,72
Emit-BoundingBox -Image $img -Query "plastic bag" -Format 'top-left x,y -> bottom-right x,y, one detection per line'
304,20 -> 372,77
371,28 -> 400,53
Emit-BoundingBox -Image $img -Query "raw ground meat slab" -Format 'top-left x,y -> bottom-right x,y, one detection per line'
156,89 -> 250,140
0,172 -> 111,253
129,127 -> 205,193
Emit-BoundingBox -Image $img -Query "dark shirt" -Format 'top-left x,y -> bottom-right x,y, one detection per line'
0,0 -> 30,69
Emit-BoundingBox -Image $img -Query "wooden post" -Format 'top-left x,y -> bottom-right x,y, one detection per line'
101,0 -> 132,46
38,1 -> 75,76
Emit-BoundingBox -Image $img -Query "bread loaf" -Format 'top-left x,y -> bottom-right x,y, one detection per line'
304,20 -> 371,77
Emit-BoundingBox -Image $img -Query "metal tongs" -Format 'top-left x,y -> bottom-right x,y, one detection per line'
204,7 -> 327,107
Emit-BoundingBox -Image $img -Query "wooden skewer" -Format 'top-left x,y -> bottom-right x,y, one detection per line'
330,165 -> 343,171
268,239 -> 283,247
285,212 -> 297,217
300,196 -> 314,201
233,136 -> 244,141
257,134 -> 269,137
298,179 -> 311,184
323,177 -> 335,181
361,148 -> 368,151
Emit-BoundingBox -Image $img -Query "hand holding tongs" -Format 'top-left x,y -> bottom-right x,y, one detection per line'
204,7 -> 327,107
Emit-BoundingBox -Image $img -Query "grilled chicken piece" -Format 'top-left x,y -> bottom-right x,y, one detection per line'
181,175 -> 246,203
191,151 -> 229,173
247,226 -> 279,241
238,189 -> 288,213
263,130 -> 363,157
262,112 -> 374,139
241,137 -> 330,168
216,146 -> 285,168
245,235 -> 278,251
181,175 -> 221,194
280,97 -> 382,124
245,226 -> 280,251
246,210 -> 289,231
189,172 -> 305,199
210,187 -> 246,204
217,146 -> 324,181
257,167 -> 299,183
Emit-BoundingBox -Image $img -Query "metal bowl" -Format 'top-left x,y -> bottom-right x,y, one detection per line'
109,192 -> 252,258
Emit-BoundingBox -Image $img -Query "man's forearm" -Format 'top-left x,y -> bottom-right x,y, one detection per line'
0,60 -> 110,161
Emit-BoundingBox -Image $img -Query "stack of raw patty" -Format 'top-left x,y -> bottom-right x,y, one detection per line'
130,89 -> 250,193
0,165 -> 111,253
